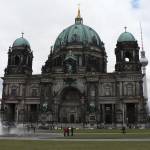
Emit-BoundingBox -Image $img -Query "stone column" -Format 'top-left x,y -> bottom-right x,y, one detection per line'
139,80 -> 143,96
81,96 -> 86,124
122,103 -> 125,126
135,103 -> 139,123
120,82 -> 122,96
97,104 -> 100,123
102,104 -> 105,124
112,104 -> 114,124
54,103 -> 59,122
16,104 -> 19,123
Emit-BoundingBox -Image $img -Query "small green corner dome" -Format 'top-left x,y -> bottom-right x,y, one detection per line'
54,17 -> 102,52
117,32 -> 136,42
13,37 -> 30,48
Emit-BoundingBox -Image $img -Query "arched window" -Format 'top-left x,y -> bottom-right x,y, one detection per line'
79,56 -> 82,66
90,86 -> 96,97
124,52 -> 132,62
15,55 -> 20,65
11,86 -> 17,96
127,84 -> 133,96
125,57 -> 129,62
26,56 -> 28,65
105,87 -> 111,96
31,89 -> 37,97
45,86 -> 50,97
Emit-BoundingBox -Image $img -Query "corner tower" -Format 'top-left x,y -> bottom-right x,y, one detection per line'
5,34 -> 33,75
115,29 -> 141,72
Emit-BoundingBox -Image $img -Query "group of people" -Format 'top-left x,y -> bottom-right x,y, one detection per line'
63,127 -> 74,136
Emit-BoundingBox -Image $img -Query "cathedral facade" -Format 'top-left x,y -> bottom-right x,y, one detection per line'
1,10 -> 148,127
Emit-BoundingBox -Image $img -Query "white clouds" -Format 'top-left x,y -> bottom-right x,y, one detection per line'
0,0 -> 150,100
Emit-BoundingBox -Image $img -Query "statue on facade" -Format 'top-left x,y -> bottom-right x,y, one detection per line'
67,64 -> 73,73
42,102 -> 48,112
89,102 -> 95,113
64,50 -> 77,74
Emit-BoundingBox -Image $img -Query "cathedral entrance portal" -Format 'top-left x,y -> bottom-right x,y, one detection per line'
59,87 -> 82,123
70,113 -> 75,123
126,103 -> 136,124
6,104 -> 15,122
105,104 -> 112,124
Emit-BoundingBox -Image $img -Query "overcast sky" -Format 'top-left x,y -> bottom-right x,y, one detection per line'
0,0 -> 149,104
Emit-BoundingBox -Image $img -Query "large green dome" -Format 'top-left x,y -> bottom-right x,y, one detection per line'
54,15 -> 103,51
13,37 -> 30,48
117,32 -> 136,42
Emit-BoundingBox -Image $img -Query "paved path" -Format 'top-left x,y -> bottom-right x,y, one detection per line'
0,133 -> 63,139
50,139 -> 150,141
1,137 -> 150,141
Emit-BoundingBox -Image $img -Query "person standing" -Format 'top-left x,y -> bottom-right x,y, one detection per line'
64,127 -> 66,137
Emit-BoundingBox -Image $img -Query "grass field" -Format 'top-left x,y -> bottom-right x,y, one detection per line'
62,133 -> 150,139
45,128 -> 150,134
45,128 -> 150,139
0,129 -> 150,150
65,129 -> 150,139
0,140 -> 150,150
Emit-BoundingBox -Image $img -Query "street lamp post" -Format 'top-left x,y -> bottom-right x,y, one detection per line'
81,96 -> 85,126
122,102 -> 125,126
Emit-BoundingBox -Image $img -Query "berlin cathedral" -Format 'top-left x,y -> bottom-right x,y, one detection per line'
1,9 -> 148,128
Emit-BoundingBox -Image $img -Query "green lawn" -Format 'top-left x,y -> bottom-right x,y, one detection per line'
0,129 -> 150,150
43,128 -> 150,139
0,140 -> 150,150
74,128 -> 150,133
62,133 -> 150,139
44,128 -> 150,134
